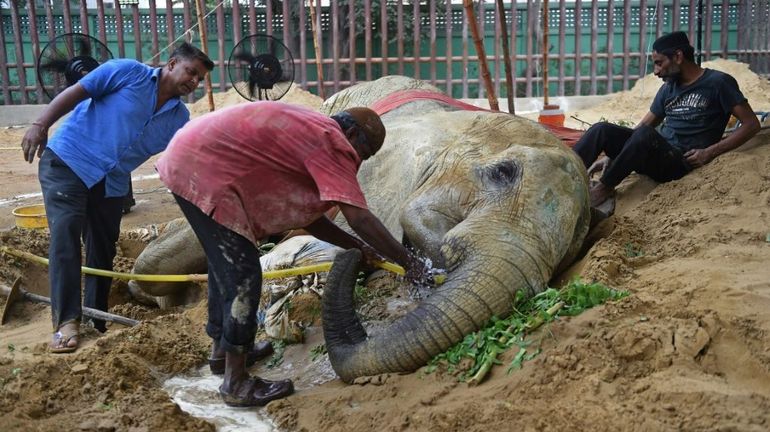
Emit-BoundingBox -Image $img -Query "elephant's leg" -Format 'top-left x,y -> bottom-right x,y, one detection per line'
401,191 -> 466,267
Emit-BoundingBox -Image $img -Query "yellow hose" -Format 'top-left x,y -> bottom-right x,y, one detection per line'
0,245 -> 445,284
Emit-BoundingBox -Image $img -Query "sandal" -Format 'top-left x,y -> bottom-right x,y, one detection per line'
50,322 -> 79,354
219,376 -> 294,407
209,340 -> 274,375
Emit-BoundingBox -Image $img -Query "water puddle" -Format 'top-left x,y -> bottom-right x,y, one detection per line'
164,368 -> 277,431
163,327 -> 338,431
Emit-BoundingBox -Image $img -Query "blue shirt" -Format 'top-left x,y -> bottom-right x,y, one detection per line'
650,68 -> 746,153
47,59 -> 189,197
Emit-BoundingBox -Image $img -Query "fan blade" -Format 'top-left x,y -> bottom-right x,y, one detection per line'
78,37 -> 92,57
234,51 -> 260,97
233,51 -> 258,64
39,59 -> 70,73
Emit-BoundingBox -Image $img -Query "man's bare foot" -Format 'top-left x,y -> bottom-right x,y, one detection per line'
589,182 -> 615,207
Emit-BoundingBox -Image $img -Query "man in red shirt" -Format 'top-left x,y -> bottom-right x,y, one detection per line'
156,102 -> 425,407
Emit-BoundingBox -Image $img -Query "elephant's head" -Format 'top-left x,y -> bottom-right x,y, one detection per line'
320,76 -> 590,383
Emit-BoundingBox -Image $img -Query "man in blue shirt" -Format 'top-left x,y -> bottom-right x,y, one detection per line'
21,42 -> 213,353
574,31 -> 760,209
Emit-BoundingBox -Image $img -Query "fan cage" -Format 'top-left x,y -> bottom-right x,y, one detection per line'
228,34 -> 295,102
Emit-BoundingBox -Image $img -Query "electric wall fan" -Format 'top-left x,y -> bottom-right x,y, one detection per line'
37,32 -> 113,101
227,34 -> 295,101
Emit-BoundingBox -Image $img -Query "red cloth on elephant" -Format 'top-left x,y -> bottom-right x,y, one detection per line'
156,102 -> 368,245
369,89 -> 583,148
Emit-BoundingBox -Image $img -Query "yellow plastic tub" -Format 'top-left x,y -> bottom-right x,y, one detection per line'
12,204 -> 48,229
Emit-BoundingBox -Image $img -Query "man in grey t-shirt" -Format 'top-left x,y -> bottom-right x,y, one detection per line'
574,31 -> 760,209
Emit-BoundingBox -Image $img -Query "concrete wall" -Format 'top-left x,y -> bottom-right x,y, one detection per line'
0,105 -> 48,127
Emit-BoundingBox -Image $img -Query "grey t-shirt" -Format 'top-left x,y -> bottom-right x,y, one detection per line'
650,68 -> 746,152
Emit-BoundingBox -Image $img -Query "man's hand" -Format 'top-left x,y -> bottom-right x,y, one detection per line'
359,244 -> 385,272
587,156 -> 610,177
21,123 -> 48,163
684,148 -> 714,168
19,84 -> 90,163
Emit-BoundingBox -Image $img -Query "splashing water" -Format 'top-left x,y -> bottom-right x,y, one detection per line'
163,327 -> 337,431
163,367 -> 277,432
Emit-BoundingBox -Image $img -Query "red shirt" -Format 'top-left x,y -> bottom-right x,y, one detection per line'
156,102 -> 368,245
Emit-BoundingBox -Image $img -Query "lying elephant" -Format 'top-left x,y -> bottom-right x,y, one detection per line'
317,76 -> 591,382
129,76 -> 590,384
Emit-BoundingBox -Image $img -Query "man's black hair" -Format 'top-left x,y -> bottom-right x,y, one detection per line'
331,111 -> 357,130
652,31 -> 695,62
170,42 -> 214,71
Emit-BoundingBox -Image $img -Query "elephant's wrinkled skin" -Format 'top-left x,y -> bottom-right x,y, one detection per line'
318,76 -> 590,383
129,76 -> 590,383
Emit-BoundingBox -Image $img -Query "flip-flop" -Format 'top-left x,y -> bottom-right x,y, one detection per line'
50,327 -> 79,353
219,376 -> 294,407
208,340 -> 274,375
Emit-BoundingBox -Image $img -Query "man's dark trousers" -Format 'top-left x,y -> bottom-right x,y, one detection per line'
39,149 -> 124,332
173,193 -> 262,355
573,122 -> 691,187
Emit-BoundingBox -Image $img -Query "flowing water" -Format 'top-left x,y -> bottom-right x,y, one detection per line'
164,369 -> 277,431
163,327 -> 337,431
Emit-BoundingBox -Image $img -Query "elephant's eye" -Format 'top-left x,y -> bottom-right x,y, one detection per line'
475,160 -> 521,190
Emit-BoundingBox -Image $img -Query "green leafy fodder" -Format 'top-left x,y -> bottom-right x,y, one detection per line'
424,278 -> 628,384
266,340 -> 287,369
310,343 -> 327,361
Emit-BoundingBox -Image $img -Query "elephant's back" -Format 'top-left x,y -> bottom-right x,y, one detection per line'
319,76 -> 443,115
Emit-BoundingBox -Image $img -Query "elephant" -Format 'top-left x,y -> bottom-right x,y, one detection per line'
316,76 -> 591,383
128,76 -> 590,384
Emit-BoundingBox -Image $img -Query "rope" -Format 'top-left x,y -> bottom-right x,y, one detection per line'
637,0 -> 663,95
146,0 -> 227,65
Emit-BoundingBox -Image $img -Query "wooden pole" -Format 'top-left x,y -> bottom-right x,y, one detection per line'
496,0 -> 515,115
195,0 -> 215,112
1,278 -> 140,327
463,0 -> 499,111
542,0 -> 549,106
308,0 -> 326,99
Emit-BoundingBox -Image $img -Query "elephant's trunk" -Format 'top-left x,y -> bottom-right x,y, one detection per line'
323,243 -> 546,383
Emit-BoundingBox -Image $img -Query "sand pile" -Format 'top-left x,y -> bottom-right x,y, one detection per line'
189,84 -> 323,117
570,58 -> 770,126
265,127 -> 770,432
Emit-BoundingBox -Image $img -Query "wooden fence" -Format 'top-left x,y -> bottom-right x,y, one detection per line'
2,0 -> 769,105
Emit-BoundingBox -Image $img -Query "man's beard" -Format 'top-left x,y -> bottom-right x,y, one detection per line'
660,65 -> 682,84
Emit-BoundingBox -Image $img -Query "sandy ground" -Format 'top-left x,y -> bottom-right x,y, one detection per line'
1,64 -> 770,431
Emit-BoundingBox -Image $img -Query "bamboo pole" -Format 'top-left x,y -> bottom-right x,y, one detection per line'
463,0 -> 499,111
542,0 -> 549,106
496,0 -> 515,115
1,278 -> 140,327
308,0 -> 326,99
194,0 -> 215,112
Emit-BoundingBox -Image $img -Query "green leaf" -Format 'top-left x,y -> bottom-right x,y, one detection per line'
426,277 -> 628,382
508,348 -> 528,371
